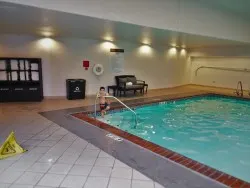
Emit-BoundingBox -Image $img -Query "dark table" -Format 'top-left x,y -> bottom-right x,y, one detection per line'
107,85 -> 117,96
144,84 -> 148,94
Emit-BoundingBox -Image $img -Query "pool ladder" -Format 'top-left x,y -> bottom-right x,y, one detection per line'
94,94 -> 138,127
235,81 -> 243,97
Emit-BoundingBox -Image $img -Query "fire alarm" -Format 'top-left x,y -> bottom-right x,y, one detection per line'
83,60 -> 90,70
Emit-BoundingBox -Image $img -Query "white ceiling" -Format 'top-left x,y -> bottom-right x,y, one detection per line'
205,0 -> 250,20
0,2 -> 249,49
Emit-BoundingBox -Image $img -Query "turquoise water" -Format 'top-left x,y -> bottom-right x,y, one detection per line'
97,95 -> 250,182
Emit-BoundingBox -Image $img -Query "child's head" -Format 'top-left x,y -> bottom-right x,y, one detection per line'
99,87 -> 105,94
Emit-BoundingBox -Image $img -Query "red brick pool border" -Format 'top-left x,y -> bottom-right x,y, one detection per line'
71,93 -> 250,188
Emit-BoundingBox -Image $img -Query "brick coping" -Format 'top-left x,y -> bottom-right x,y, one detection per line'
71,93 -> 250,188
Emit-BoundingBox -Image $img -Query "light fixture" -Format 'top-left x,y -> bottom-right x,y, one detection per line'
39,26 -> 54,37
170,43 -> 177,48
168,47 -> 177,56
103,35 -> 114,42
142,38 -> 151,45
139,45 -> 152,54
100,41 -> 116,51
38,38 -> 55,50
180,49 -> 187,56
42,31 -> 53,37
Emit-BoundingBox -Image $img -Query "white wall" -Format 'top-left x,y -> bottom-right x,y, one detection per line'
2,0 -> 250,43
188,47 -> 250,90
0,35 -> 188,96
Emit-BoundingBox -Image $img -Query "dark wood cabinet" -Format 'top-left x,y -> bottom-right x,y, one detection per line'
0,58 -> 43,102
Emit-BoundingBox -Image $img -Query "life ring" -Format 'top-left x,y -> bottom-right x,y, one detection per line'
93,64 -> 104,76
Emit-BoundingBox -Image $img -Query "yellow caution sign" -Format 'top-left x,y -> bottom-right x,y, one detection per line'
0,131 -> 27,160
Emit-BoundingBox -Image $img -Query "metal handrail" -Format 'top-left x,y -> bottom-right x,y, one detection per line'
195,66 -> 250,76
235,81 -> 243,97
94,94 -> 138,127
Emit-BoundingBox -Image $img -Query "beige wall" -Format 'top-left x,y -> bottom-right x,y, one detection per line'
2,0 -> 250,43
188,47 -> 250,90
0,35 -> 188,96
1,34 -> 249,96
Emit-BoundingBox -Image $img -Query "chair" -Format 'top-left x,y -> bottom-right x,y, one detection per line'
115,75 -> 146,97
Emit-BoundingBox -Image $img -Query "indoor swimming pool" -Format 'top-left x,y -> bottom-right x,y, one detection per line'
96,95 -> 250,182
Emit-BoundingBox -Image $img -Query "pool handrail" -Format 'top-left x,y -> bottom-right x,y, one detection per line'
94,93 -> 138,127
235,81 -> 243,97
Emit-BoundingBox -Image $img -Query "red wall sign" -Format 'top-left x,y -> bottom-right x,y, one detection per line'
83,60 -> 89,70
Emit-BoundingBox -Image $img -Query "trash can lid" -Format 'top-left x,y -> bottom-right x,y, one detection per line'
66,79 -> 86,81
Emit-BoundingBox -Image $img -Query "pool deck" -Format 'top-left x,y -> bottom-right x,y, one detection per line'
1,85 -> 250,188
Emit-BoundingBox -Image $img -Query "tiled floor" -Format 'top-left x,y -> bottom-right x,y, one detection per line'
0,85 -> 245,188
0,103 -> 166,187
0,116 -> 164,188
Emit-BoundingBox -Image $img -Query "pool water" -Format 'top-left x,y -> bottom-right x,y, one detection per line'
96,95 -> 250,182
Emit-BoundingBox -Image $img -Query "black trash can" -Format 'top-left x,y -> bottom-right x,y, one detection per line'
66,79 -> 86,100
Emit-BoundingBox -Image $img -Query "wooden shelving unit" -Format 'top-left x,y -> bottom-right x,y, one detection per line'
0,57 -> 43,102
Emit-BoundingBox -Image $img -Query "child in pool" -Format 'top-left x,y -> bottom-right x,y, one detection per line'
99,87 -> 110,117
